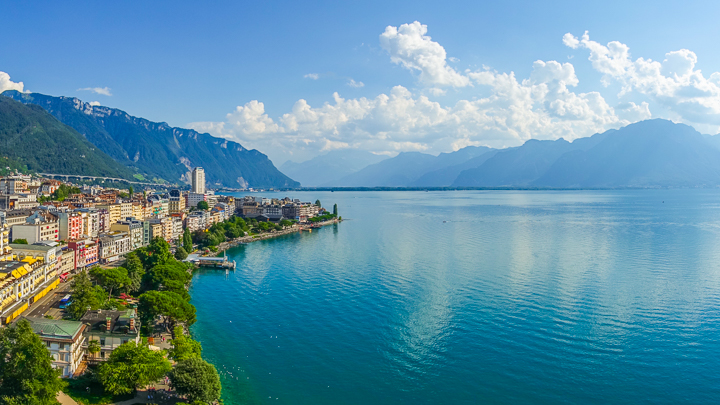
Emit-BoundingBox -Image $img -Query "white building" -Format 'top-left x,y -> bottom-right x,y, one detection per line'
191,167 -> 205,194
25,317 -> 86,378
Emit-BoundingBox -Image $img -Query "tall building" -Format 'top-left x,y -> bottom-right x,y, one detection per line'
191,167 -> 205,194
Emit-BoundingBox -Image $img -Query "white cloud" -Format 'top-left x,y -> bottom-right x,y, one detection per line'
347,79 -> 364,88
88,101 -> 101,106
379,21 -> 470,88
304,73 -> 319,80
0,71 -> 24,93
564,31 -> 720,125
78,87 -> 112,96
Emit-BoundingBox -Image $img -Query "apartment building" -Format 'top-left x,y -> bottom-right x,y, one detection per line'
67,239 -> 98,269
25,317 -> 87,378
12,211 -> 59,243
58,212 -> 83,241
110,220 -> 144,249
97,232 -> 131,263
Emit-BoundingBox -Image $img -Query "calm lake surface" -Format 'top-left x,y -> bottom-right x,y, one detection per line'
190,190 -> 720,404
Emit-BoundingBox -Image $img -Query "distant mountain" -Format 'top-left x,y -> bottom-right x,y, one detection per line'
280,149 -> 388,187
0,97 -> 135,178
335,146 -> 493,187
410,147 -> 499,187
1,91 -> 299,189
453,119 -> 720,188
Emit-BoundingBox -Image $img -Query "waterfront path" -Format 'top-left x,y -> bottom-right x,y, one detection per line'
214,219 -> 340,253
56,392 -> 79,405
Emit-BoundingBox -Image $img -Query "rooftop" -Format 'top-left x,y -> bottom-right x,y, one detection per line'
24,316 -> 84,340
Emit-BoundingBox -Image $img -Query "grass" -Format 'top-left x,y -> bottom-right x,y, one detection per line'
63,370 -> 134,405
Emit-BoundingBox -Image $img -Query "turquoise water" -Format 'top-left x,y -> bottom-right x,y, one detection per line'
190,190 -> 720,404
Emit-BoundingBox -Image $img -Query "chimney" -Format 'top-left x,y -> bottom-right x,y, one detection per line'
105,316 -> 112,331
130,316 -> 135,330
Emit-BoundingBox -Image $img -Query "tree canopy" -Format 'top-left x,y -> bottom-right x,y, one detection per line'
136,237 -> 171,269
169,357 -> 221,404
89,266 -> 131,297
12,239 -> 28,245
0,319 -> 65,404
196,201 -> 209,210
138,290 -> 196,329
174,246 -> 188,261
169,326 -> 202,362
97,342 -> 171,395
67,271 -> 107,320
124,252 -> 145,294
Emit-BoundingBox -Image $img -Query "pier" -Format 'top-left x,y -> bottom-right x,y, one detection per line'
185,254 -> 236,270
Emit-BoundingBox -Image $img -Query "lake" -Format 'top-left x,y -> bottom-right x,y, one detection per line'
190,190 -> 720,404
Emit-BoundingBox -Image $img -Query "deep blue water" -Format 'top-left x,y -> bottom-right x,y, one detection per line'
190,190 -> 720,404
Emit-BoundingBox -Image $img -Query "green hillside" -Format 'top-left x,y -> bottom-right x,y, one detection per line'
2,90 -> 299,189
0,97 -> 135,179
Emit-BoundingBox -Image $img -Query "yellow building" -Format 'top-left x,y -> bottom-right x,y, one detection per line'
97,203 -> 122,226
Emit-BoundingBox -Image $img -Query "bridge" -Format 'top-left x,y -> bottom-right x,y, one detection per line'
37,173 -> 169,187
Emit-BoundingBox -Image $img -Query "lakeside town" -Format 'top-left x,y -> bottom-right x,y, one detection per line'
0,166 -> 339,404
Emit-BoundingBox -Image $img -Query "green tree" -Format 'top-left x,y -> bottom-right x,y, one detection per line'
0,319 -> 65,404
315,199 -> 321,207
97,342 -> 171,395
124,252 -> 145,294
87,339 -> 101,361
128,185 -> 134,197
12,239 -> 28,244
67,271 -> 107,320
196,201 -> 209,210
174,246 -> 188,261
137,237 -> 171,269
169,326 -> 202,362
169,357 -> 221,404
138,291 -> 196,330
333,203 -> 338,216
89,266 -> 131,297
182,228 -> 193,253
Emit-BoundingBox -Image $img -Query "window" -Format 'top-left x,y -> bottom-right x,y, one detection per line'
100,339 -> 105,346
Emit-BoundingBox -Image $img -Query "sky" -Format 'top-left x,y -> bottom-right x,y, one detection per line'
3,0 -> 720,165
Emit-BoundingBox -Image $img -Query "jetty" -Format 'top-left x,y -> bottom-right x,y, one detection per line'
185,253 -> 236,270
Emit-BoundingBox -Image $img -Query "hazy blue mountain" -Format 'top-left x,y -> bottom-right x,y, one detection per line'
280,149 -> 388,187
2,90 -> 299,189
452,135 -> 607,187
453,119 -> 720,188
410,148 -> 500,187
336,146 -> 492,187
534,120 -> 720,187
0,97 -> 135,178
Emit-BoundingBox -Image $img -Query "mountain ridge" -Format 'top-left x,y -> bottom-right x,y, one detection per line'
1,90 -> 299,189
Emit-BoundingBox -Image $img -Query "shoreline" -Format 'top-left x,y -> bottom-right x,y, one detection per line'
207,218 -> 341,257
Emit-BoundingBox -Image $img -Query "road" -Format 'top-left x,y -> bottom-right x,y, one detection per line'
26,279 -> 73,319
37,173 -> 167,186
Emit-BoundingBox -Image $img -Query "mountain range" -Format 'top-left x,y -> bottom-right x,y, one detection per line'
280,149 -> 388,187
1,90 -> 298,189
291,119 -> 720,188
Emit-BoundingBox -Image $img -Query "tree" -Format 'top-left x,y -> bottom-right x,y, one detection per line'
124,252 -> 145,294
174,246 -> 188,261
138,291 -> 196,330
128,185 -> 134,197
315,199 -> 321,207
169,357 -> 221,404
169,326 -> 202,362
182,228 -> 193,253
333,203 -> 338,216
12,239 -> 28,244
196,201 -> 209,210
98,342 -> 171,395
67,271 -> 107,320
89,266 -> 131,297
0,319 -> 65,404
87,339 -> 101,361
137,237 -> 171,269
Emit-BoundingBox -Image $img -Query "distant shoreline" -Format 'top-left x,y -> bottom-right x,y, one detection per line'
218,186 -> 720,193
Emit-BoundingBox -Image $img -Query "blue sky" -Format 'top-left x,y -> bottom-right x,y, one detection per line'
2,0 -> 720,164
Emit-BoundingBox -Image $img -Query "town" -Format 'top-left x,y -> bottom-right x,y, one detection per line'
0,166 -> 338,404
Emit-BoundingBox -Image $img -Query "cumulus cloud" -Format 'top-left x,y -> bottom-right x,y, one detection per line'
0,71 -> 24,93
304,73 -> 319,80
347,79 -> 364,88
380,21 -> 470,88
88,101 -> 101,106
564,31 -> 720,125
78,87 -> 112,96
